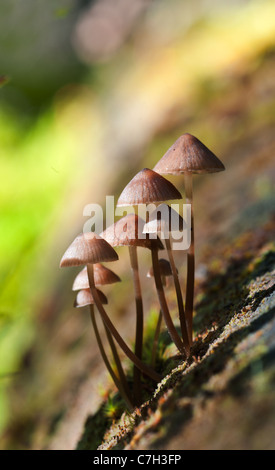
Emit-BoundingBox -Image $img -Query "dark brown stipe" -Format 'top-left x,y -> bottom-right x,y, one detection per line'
128,245 -> 143,405
143,204 -> 190,354
87,263 -> 161,383
165,236 -> 190,355
150,246 -> 186,355
151,310 -> 162,368
102,319 -> 133,407
184,172 -> 195,343
74,287 -> 133,407
89,303 -> 134,410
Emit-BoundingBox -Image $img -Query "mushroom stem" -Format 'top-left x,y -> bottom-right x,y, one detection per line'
102,320 -> 133,407
89,304 -> 134,410
184,172 -> 194,344
128,245 -> 143,405
151,247 -> 186,355
87,264 -> 161,383
151,310 -> 162,368
165,236 -> 190,356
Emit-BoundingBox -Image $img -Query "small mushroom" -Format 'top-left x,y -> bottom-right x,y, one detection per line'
72,264 -> 121,291
117,168 -> 182,206
116,168 -> 187,356
60,232 -> 161,384
74,287 -> 108,307
60,232 -> 118,267
147,258 -> 173,285
153,133 -> 225,344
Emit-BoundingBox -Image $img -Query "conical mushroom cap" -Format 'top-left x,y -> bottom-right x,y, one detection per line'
60,232 -> 118,268
100,213 -> 164,250
74,288 -> 108,308
117,168 -> 182,206
147,258 -> 173,278
153,134 -> 225,175
72,264 -> 121,291
143,203 -> 185,234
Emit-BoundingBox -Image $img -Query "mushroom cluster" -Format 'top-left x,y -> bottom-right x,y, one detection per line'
60,133 -> 225,409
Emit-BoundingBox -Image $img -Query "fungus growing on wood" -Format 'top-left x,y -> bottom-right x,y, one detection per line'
60,232 -> 161,384
116,168 -> 187,357
153,133 -> 225,343
101,213 -> 163,403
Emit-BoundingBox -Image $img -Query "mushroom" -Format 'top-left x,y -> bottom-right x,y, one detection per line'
74,287 -> 134,410
73,264 -> 131,407
147,258 -> 173,367
100,213 -> 163,404
147,258 -> 173,285
116,168 -> 187,357
60,232 -> 161,383
72,264 -> 121,291
74,287 -> 108,307
153,133 -> 225,343
143,203 -> 190,355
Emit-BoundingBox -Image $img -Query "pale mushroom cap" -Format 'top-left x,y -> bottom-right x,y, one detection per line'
100,213 -> 164,250
74,288 -> 108,308
60,232 -> 118,268
117,168 -> 182,206
72,264 -> 121,291
147,258 -> 173,278
143,203 -> 185,234
153,133 -> 225,175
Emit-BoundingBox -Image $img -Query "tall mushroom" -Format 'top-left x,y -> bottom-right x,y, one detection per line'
74,287 -> 134,410
73,264 -> 131,407
100,213 -> 163,404
60,232 -> 161,383
116,168 -> 187,356
153,133 -> 225,343
143,203 -> 190,355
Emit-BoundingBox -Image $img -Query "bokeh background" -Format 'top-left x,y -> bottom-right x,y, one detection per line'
0,0 -> 274,449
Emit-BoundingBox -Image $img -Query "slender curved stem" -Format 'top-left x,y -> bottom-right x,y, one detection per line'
151,310 -> 162,368
128,245 -> 143,405
89,304 -> 134,410
165,237 -> 190,356
87,264 -> 161,383
151,247 -> 186,355
184,173 -> 194,344
102,322 -> 133,406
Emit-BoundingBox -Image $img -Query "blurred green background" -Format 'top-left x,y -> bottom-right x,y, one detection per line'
0,0 -> 275,449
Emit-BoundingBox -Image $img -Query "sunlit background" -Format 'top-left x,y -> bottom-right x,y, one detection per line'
0,0 -> 275,449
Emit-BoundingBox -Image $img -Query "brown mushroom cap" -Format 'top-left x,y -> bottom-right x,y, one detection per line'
60,232 -> 118,268
100,213 -> 164,250
143,203 -> 185,234
116,168 -> 182,207
74,288 -> 108,308
147,258 -> 173,278
153,133 -> 225,175
72,264 -> 121,291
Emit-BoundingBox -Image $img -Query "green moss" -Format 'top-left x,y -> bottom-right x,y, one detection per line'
76,403 -> 110,450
